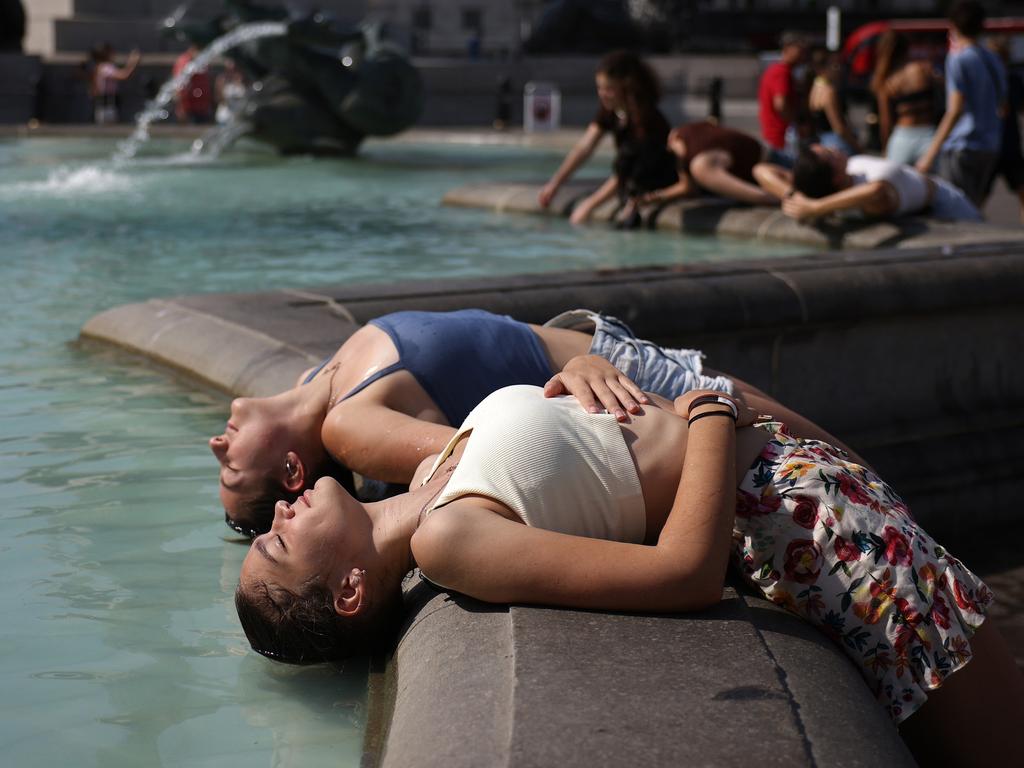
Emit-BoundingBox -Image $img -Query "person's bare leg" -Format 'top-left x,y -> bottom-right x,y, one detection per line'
690,150 -> 778,205
899,619 -> 1024,767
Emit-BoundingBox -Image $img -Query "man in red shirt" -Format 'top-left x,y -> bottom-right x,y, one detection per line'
758,32 -> 806,161
173,44 -> 213,124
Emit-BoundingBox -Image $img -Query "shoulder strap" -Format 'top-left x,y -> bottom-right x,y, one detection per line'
333,361 -> 405,407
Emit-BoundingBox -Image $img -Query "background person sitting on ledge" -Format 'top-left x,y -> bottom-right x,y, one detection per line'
639,121 -> 777,207
209,308 -> 863,537
537,50 -> 678,226
233,383 -> 1024,767
753,144 -> 982,222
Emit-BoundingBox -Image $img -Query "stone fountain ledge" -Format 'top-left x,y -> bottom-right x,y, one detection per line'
81,241 -> 1024,766
442,180 -> 1023,250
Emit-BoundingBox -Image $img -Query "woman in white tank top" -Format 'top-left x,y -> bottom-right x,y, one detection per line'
232,375 -> 1021,763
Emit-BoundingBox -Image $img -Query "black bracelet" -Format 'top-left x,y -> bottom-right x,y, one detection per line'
687,408 -> 736,426
687,394 -> 738,419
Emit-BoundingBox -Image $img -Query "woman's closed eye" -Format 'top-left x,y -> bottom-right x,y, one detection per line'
276,534 -> 287,552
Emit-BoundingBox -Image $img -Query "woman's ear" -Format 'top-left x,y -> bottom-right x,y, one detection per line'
282,451 -> 305,493
333,568 -> 367,618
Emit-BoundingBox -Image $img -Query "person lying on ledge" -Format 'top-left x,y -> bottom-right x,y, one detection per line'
210,308 -> 863,537
638,121 -> 778,207
234,383 -> 1023,767
753,144 -> 982,222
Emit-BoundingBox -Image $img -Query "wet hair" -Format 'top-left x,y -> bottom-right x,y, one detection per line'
949,1 -> 985,39
596,50 -> 662,139
792,147 -> 838,199
870,30 -> 910,95
235,575 -> 402,664
227,456 -> 356,537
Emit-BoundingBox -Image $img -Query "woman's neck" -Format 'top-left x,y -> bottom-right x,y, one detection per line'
367,469 -> 456,577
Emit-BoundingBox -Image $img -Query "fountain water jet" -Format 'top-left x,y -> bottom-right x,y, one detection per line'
114,21 -> 286,163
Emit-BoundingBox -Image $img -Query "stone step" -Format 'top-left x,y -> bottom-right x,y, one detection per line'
54,17 -> 187,54
71,0 -> 222,18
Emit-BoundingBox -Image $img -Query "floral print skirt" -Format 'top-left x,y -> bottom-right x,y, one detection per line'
734,422 -> 993,723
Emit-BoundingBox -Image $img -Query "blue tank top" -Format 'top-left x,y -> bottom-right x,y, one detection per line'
307,310 -> 555,426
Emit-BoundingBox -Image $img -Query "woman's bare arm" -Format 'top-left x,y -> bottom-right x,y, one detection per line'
752,163 -> 794,200
916,88 -> 964,173
539,123 -> 605,207
782,180 -> 893,221
323,401 -> 457,484
569,174 -> 619,224
876,82 -> 892,147
111,49 -> 141,80
637,169 -> 695,205
823,86 -> 860,152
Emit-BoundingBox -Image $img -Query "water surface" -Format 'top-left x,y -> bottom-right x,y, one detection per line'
0,136 -> 808,766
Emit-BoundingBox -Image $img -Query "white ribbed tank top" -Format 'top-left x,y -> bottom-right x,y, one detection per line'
422,385 -> 646,543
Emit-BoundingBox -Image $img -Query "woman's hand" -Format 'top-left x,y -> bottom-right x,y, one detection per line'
544,355 -> 650,422
569,198 -> 595,225
781,191 -> 822,221
538,180 -> 559,208
674,389 -> 758,427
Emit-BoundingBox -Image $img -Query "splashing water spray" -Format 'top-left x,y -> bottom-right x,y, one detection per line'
113,21 -> 286,164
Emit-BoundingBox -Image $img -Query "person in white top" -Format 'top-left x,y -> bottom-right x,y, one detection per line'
90,44 -> 140,125
753,144 -> 981,222
232,378 -> 1023,765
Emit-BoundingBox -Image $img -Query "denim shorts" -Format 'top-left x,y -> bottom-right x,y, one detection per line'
544,309 -> 734,397
930,176 -> 982,222
885,125 -> 935,167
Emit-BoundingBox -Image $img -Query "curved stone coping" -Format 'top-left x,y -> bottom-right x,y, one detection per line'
442,181 -> 1023,250
368,573 -> 915,767
81,292 -> 362,397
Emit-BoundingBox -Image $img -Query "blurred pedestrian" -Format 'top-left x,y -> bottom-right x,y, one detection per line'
214,59 -> 247,124
870,30 -> 939,166
985,35 -> 1024,220
805,46 -> 860,155
537,50 -> 677,226
91,44 -> 140,124
757,31 -> 807,166
173,44 -> 213,124
916,0 -> 1006,207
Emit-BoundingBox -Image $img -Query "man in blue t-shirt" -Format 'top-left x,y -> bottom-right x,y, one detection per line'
916,0 -> 1006,207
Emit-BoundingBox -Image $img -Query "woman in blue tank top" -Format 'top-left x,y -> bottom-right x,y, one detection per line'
210,308 -> 862,537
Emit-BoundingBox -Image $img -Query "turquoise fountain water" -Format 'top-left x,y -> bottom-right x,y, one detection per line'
0,135 -> 809,766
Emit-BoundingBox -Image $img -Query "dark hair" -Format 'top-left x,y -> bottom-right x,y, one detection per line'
792,147 -> 838,198
235,575 -> 402,664
226,456 -> 356,537
870,30 -> 910,95
596,50 -> 662,139
949,0 -> 985,39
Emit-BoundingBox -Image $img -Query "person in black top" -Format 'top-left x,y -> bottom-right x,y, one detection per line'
538,50 -> 677,225
870,30 -> 939,166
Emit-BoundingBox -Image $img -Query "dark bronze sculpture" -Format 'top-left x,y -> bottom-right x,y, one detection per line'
165,1 -> 423,155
